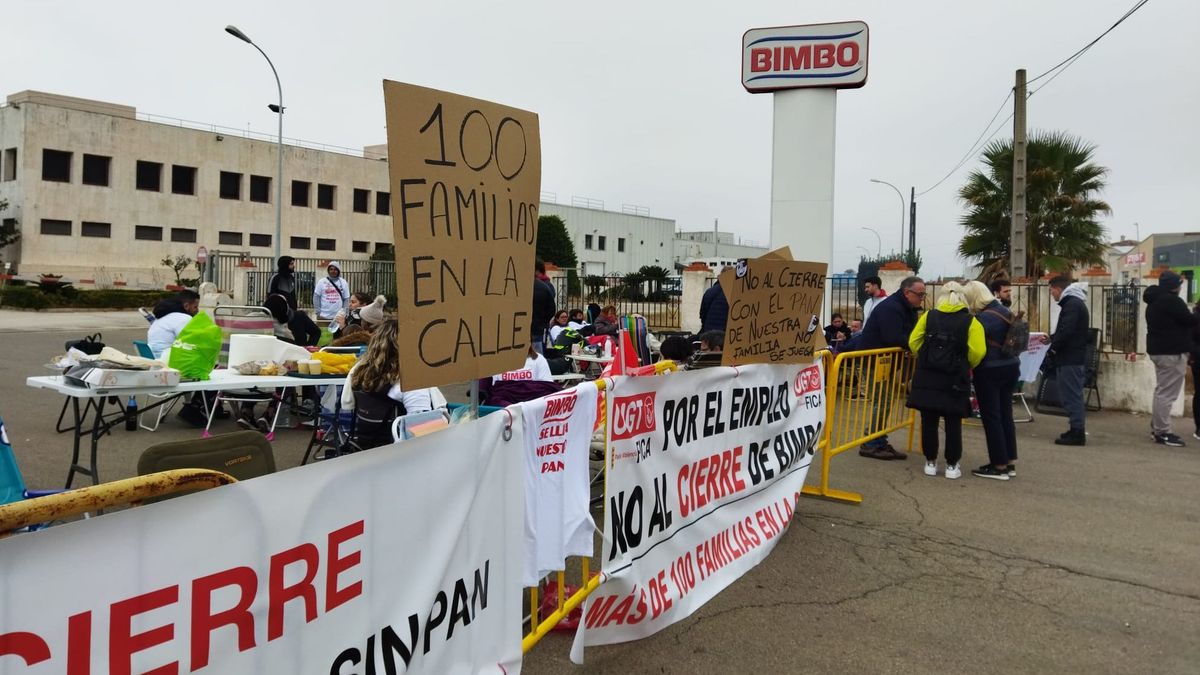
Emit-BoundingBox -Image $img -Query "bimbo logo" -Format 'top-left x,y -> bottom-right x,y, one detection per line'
611,393 -> 657,441
742,21 -> 869,92
794,366 -> 822,396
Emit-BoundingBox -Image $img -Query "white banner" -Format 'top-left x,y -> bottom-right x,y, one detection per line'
0,413 -> 524,675
572,363 -> 824,659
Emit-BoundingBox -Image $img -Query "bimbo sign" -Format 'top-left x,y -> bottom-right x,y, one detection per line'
742,21 -> 869,92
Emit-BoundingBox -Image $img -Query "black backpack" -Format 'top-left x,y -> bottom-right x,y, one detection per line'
919,310 -> 970,376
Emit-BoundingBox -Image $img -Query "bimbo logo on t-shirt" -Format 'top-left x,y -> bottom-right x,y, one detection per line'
501,370 -> 534,381
610,393 -> 656,441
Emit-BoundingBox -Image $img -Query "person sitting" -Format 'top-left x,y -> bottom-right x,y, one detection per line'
330,291 -> 371,337
329,294 -> 387,348
543,324 -> 586,375
147,290 -> 200,358
479,345 -> 560,406
659,335 -> 694,364
567,308 -> 588,330
548,310 -> 571,342
593,305 -> 620,337
340,319 -> 438,451
687,330 -> 724,369
824,313 -> 853,351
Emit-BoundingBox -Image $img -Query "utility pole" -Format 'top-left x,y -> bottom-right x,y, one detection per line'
713,218 -> 719,259
1010,69 -> 1028,280
908,186 -> 917,260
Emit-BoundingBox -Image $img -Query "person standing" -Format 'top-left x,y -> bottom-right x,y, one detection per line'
313,261 -> 350,322
964,281 -> 1020,480
1143,270 -> 1195,447
906,281 -> 985,479
1191,302 -> 1200,440
699,277 -> 729,334
531,259 -> 556,354
989,278 -> 1014,308
854,275 -> 925,460
267,256 -> 298,310
1044,276 -> 1090,446
861,275 -> 887,326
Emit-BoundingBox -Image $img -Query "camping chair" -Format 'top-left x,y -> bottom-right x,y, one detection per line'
391,409 -> 450,442
138,431 -> 276,487
620,314 -> 652,366
209,305 -> 284,436
1084,327 -> 1102,412
130,340 -> 186,431
1,415 -> 65,532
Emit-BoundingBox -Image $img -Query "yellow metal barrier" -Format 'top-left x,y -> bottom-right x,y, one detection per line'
0,469 -> 237,536
802,347 -> 916,504
522,359 -> 677,652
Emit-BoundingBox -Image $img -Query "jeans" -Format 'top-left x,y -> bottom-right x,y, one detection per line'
862,365 -> 893,449
975,364 -> 1019,466
1149,354 -> 1188,435
920,410 -> 962,465
1057,364 -> 1087,430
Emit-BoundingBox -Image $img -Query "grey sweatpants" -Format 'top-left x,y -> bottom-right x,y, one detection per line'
1150,354 -> 1188,435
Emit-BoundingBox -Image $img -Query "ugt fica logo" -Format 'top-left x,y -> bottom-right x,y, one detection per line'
610,393 -> 657,441
794,365 -> 822,396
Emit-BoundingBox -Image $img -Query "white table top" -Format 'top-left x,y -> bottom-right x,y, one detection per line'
565,353 -> 614,364
27,369 -> 347,398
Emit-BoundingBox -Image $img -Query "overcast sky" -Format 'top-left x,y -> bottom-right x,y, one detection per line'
5,0 -> 1195,277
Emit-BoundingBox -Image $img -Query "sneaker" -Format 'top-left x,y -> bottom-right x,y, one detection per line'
945,464 -> 962,479
924,461 -> 937,476
1193,431 -> 1200,441
1154,432 -> 1185,448
236,417 -> 256,431
255,417 -> 271,434
1054,428 -> 1086,446
972,464 -> 1010,481
1006,464 -> 1016,477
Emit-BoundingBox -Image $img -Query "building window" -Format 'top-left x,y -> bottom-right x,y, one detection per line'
2,148 -> 17,181
618,237 -> 625,253
219,171 -> 242,200
598,236 -> 606,251
82,154 -> 111,187
170,227 -> 197,243
42,149 -> 71,182
292,180 -> 311,207
171,165 -> 197,195
585,234 -> 593,250
353,188 -> 370,213
290,236 -> 311,250
136,160 -> 162,191
40,219 -> 72,236
135,225 -> 163,241
218,231 -> 243,246
317,183 -> 336,210
249,233 -> 272,248
316,238 -> 336,251
249,175 -> 271,203
376,191 -> 390,216
352,240 -> 369,253
81,221 -> 111,238
375,243 -> 393,257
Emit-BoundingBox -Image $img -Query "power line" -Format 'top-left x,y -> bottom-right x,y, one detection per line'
1027,0 -> 1150,88
916,90 -> 1013,196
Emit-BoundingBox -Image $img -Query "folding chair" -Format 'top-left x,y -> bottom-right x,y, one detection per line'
391,409 -> 450,442
209,305 -> 283,438
620,314 -> 652,366
129,340 -> 186,432
138,431 -> 276,488
1084,328 -> 1102,412
1,415 -> 65,532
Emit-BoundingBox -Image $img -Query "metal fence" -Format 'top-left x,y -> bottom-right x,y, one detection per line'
549,271 -> 681,330
207,250 -> 396,309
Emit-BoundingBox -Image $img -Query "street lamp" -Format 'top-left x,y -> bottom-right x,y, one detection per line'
226,25 -> 284,260
869,178 -> 905,254
860,228 -> 881,257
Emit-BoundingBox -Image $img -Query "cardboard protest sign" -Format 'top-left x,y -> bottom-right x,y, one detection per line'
384,80 -> 542,389
720,257 -> 828,365
571,363 -> 823,658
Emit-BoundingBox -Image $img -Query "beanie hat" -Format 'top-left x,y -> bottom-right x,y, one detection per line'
359,295 -> 388,327
1159,270 -> 1182,291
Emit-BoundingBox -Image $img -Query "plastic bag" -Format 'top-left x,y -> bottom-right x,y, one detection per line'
168,313 -> 222,380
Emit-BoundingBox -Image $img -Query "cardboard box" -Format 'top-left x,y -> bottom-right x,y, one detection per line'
67,366 -> 182,389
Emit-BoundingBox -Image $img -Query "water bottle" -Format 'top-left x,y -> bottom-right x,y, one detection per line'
125,396 -> 138,431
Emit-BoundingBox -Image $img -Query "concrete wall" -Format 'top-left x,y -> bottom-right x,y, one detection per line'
681,268 -> 716,334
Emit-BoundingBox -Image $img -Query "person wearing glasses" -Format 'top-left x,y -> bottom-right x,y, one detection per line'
851,276 -> 926,461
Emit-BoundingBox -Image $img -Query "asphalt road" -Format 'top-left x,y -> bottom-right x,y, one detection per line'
2,319 -> 1198,673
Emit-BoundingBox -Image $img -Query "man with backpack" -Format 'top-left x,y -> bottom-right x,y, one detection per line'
1143,270 -> 1196,447
964,281 -> 1026,480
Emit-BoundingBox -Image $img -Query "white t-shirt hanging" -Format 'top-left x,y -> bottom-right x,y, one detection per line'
519,381 -> 599,585
494,353 -> 553,383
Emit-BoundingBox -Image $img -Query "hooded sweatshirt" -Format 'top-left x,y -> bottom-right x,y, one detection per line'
1143,283 -> 1197,355
313,261 -> 350,320
267,256 -> 297,309
1050,282 -> 1090,366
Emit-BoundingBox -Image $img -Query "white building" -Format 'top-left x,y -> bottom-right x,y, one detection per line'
673,229 -> 768,270
0,90 -> 681,287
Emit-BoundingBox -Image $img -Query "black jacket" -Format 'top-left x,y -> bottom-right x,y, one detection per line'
853,292 -> 919,351
906,308 -> 973,417
699,281 -> 728,334
531,278 -> 556,340
1050,293 -> 1089,366
267,256 -> 297,309
1143,285 -> 1197,355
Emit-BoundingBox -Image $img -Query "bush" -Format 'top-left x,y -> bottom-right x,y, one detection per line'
0,286 -> 174,310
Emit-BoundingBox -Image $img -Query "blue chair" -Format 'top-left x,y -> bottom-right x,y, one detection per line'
0,415 -> 60,531
132,340 -> 182,431
132,340 -> 156,359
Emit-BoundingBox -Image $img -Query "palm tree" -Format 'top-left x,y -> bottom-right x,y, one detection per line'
638,265 -> 671,299
958,131 -> 1111,279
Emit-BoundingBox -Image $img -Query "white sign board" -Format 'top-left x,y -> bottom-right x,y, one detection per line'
572,363 -> 823,660
1124,252 -> 1146,265
742,21 -> 869,92
0,413 -> 524,675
